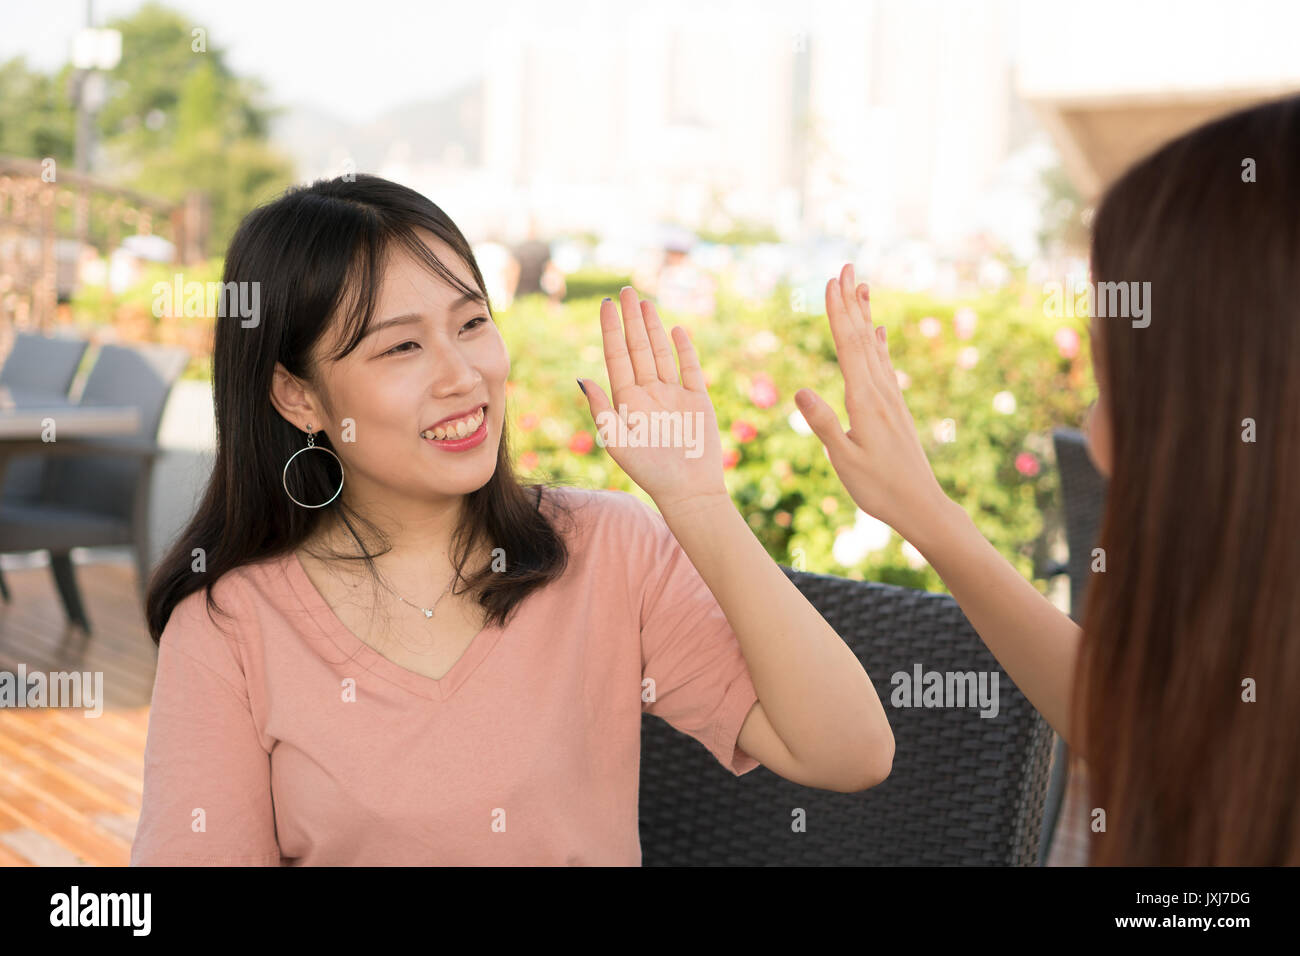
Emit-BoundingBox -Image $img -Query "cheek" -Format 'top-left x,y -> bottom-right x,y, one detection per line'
481,333 -> 510,385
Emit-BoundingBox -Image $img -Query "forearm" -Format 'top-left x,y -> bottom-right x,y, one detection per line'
656,492 -> 894,785
907,494 -> 1083,752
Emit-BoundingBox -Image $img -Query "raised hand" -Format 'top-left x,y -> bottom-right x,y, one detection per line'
794,264 -> 949,541
577,287 -> 726,511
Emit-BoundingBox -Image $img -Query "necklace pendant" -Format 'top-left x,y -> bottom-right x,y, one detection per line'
423,608 -> 433,618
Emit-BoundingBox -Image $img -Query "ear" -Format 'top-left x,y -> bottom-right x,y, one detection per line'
1084,392 -> 1113,479
270,362 -> 323,432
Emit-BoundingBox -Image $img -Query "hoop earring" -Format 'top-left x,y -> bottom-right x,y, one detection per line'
283,424 -> 344,509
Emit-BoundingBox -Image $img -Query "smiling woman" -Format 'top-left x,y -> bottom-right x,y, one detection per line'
130,174 -> 893,868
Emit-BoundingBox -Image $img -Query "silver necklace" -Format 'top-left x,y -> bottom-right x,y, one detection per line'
384,571 -> 455,620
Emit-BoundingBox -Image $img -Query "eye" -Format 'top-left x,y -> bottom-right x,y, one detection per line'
384,340 -> 419,356
463,316 -> 488,332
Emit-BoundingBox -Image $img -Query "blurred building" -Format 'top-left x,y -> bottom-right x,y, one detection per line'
372,0 -> 1038,257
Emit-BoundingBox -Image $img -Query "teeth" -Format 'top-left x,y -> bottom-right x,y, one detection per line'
422,406 -> 484,441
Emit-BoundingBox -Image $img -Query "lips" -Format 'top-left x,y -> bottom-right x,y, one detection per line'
420,404 -> 486,441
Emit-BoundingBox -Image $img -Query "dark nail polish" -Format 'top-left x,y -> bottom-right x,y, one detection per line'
576,378 -> 587,396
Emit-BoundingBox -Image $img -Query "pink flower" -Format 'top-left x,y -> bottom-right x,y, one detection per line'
1055,327 -> 1080,359
957,346 -> 979,370
919,316 -> 942,339
519,450 -> 539,470
1015,452 -> 1039,477
519,413 -> 539,431
954,307 -> 977,340
568,431 -> 594,454
722,449 -> 741,469
731,420 -> 758,443
895,369 -> 912,390
749,373 -> 778,409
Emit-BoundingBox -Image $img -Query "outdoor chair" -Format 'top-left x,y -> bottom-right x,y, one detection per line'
1034,427 -> 1108,864
639,566 -> 1056,865
0,342 -> 189,632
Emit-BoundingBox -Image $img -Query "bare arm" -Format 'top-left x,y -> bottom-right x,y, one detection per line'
795,264 -> 1084,753
657,491 -> 896,791
907,493 -> 1083,750
578,286 -> 894,792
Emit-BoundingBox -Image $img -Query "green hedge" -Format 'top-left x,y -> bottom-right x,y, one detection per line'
75,263 -> 1096,592
501,277 -> 1094,593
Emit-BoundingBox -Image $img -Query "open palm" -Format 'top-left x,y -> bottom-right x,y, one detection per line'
577,287 -> 725,510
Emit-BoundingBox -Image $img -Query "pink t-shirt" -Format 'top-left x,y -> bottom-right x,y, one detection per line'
130,486 -> 760,866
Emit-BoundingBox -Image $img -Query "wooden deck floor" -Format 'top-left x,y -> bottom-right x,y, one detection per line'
0,557 -> 153,866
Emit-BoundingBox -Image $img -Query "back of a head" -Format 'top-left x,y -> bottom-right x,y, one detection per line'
1079,94 -> 1300,864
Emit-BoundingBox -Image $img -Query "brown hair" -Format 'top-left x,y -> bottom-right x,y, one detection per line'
1075,94 -> 1300,864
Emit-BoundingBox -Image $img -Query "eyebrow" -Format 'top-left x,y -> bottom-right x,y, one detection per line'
363,292 -> 483,339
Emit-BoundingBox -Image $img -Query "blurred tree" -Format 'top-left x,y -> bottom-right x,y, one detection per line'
95,2 -> 295,255
1037,163 -> 1091,257
0,57 -> 77,161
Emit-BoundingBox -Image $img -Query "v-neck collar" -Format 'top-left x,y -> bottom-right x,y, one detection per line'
281,548 -> 503,702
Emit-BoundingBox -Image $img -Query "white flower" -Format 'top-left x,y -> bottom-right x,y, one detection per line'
993,390 -> 1017,415
957,346 -> 979,369
788,409 -> 813,435
748,330 -> 779,354
833,509 -> 892,567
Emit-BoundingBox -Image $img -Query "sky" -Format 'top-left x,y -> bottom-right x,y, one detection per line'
1,0 -> 834,123
1,0 -> 504,123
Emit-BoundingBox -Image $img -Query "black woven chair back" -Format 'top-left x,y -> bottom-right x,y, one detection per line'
1051,428 -> 1108,622
639,566 -> 1055,865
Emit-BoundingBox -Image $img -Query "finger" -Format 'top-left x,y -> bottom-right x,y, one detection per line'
640,300 -> 679,385
599,297 -> 636,394
619,286 -> 657,386
840,265 -> 887,387
875,323 -> 891,365
577,377 -> 618,448
794,387 -> 856,458
671,325 -> 706,392
824,277 -> 877,410
872,322 -> 906,411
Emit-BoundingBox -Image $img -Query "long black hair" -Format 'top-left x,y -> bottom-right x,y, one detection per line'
145,174 -> 570,644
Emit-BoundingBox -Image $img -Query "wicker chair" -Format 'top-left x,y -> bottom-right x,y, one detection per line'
1035,427 -> 1108,863
639,565 -> 1056,865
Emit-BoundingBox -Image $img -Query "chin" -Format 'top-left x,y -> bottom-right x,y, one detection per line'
437,462 -> 499,496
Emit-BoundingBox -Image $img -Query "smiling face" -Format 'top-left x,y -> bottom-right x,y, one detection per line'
271,228 -> 510,529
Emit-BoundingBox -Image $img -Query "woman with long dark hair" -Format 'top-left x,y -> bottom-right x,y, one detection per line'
796,95 -> 1300,865
131,174 -> 894,866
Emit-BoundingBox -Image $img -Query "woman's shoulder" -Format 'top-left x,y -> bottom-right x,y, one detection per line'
163,551 -> 294,641
539,484 -> 664,536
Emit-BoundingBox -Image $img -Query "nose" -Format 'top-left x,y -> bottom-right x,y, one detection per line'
428,341 -> 481,395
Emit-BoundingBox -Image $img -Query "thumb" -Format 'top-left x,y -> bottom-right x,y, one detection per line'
577,378 -> 617,445
795,387 -> 854,457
